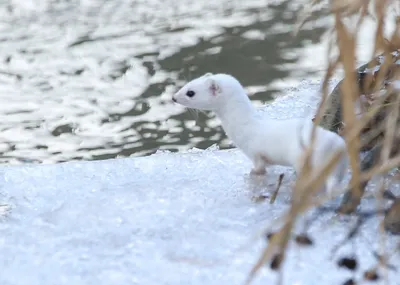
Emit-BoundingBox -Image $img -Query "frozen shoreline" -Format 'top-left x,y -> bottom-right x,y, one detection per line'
0,79 -> 399,285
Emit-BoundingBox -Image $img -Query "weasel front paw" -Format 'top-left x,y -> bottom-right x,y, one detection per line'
250,168 -> 266,176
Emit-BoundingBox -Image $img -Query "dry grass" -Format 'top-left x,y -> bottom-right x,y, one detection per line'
246,1 -> 400,284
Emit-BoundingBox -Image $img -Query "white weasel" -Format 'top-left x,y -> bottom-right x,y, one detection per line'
172,73 -> 349,194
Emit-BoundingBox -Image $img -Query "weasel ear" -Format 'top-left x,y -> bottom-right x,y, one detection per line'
203,72 -> 213,77
208,78 -> 221,96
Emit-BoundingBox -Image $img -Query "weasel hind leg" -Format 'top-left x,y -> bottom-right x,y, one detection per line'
324,154 -> 349,197
324,175 -> 339,197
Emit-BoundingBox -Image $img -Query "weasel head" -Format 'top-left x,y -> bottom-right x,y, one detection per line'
172,73 -> 245,111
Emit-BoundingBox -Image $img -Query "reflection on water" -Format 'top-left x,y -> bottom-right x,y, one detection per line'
0,0 -> 329,164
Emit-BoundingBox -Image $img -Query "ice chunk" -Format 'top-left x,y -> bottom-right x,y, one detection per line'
258,79 -> 339,120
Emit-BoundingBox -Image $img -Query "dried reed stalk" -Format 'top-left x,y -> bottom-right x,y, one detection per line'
246,1 -> 400,283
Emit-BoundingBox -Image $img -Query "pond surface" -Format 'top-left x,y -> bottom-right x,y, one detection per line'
0,0 -> 343,164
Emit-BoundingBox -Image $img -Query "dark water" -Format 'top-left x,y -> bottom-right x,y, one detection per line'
0,0 -> 329,164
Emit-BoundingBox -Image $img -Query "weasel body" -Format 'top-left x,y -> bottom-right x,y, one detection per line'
172,73 -> 349,194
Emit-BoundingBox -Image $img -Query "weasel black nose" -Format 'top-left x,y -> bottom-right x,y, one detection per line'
172,97 -> 177,103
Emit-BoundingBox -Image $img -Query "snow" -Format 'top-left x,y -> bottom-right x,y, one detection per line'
0,79 -> 399,285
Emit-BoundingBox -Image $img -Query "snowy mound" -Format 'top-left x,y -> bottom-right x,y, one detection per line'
0,79 -> 399,285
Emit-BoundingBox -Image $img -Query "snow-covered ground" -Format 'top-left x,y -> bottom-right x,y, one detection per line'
0,79 -> 399,285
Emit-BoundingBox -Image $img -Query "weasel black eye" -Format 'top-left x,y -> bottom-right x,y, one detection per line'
186,90 -> 195,97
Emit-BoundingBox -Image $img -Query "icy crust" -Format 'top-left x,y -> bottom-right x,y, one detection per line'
0,149 -> 399,285
258,79 -> 338,120
0,79 -> 399,285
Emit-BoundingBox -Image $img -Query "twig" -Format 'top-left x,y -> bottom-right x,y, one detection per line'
270,174 -> 285,204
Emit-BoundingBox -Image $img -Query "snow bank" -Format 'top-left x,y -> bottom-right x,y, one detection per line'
0,79 -> 399,285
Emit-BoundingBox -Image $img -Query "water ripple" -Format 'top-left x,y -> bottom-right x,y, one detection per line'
0,0 -> 329,164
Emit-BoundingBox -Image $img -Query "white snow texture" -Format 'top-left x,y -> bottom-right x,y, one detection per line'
0,80 -> 399,285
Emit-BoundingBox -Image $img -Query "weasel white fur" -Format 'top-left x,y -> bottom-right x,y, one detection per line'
172,73 -> 349,194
